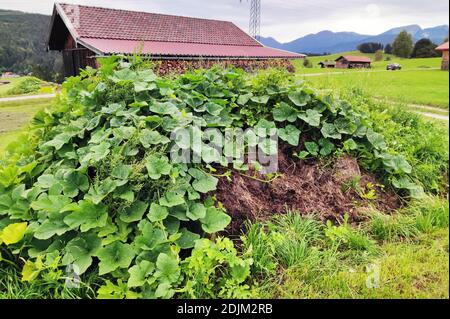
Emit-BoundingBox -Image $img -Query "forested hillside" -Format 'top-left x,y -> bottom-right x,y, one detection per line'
0,9 -> 63,82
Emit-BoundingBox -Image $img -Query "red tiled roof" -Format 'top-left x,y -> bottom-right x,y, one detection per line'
53,3 -> 304,59
436,42 -> 449,51
79,38 -> 302,58
336,56 -> 372,63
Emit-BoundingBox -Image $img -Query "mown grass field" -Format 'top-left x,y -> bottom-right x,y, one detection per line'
0,98 -> 53,153
294,52 -> 449,109
303,69 -> 449,108
294,51 -> 442,72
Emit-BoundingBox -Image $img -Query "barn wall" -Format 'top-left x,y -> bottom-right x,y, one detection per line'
62,48 -> 98,77
336,60 -> 371,69
335,60 -> 348,69
442,51 -> 449,70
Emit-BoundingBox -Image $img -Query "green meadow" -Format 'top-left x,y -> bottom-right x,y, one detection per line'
294,52 -> 448,108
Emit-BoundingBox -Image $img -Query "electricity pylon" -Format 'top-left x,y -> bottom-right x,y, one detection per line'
240,0 -> 261,40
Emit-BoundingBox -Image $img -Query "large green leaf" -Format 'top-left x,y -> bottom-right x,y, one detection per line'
321,122 -> 342,140
305,141 -> 319,156
366,129 -> 387,150
391,177 -> 425,199
0,222 -> 27,245
128,260 -> 155,288
31,194 -> 72,214
111,165 -> 132,181
237,93 -> 253,105
278,125 -> 301,146
288,91 -> 310,107
160,192 -> 185,208
381,154 -> 412,174
63,200 -> 108,232
319,138 -> 335,156
176,228 -> 201,249
61,170 -> 90,198
334,118 -> 357,135
298,109 -> 322,127
62,233 -> 101,275
146,155 -> 172,180
147,203 -> 169,222
36,174 -> 58,189
109,68 -> 137,83
80,142 -> 111,164
42,133 -> 72,150
87,178 -> 118,204
255,119 -> 276,137
188,168 -> 218,194
200,207 -> 231,234
34,215 -> 71,240
154,252 -> 180,283
139,130 -> 170,148
250,95 -> 270,104
96,241 -> 135,275
120,201 -> 148,223
134,220 -> 167,251
272,102 -> 298,122
149,101 -> 179,115
205,102 -> 224,116
186,202 -> 206,221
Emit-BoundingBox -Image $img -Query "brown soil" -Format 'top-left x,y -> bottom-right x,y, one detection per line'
216,147 -> 401,236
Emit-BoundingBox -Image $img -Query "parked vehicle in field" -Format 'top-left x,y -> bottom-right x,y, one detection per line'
386,63 -> 402,70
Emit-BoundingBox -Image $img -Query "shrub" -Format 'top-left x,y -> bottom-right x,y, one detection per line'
411,196 -> 449,233
303,58 -> 313,68
325,214 -> 376,253
180,238 -> 254,299
6,77 -> 42,96
0,57 -> 428,299
241,223 -> 277,276
367,196 -> 449,241
368,212 -> 418,241
374,50 -> 384,61
343,92 -> 448,195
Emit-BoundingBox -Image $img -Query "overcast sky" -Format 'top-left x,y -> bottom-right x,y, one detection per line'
0,0 -> 448,42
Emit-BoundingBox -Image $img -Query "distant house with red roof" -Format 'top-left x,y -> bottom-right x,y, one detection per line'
335,56 -> 372,69
435,42 -> 449,70
47,3 -> 304,77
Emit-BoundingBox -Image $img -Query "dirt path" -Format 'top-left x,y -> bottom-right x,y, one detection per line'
0,93 -> 56,103
406,103 -> 449,113
413,111 -> 449,121
374,98 -> 449,121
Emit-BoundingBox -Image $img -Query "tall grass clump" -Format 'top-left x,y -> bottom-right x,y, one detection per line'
368,196 -> 449,241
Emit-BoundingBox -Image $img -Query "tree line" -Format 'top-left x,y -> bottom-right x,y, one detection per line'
358,32 -> 448,59
0,10 -> 64,82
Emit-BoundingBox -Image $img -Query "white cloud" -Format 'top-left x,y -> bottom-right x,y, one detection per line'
0,0 -> 448,42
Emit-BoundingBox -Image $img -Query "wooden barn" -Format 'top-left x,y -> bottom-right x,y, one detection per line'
47,3 -> 304,77
436,42 -> 449,70
318,61 -> 336,68
335,56 -> 372,69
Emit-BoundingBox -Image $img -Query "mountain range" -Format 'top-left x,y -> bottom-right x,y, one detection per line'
260,25 -> 449,54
